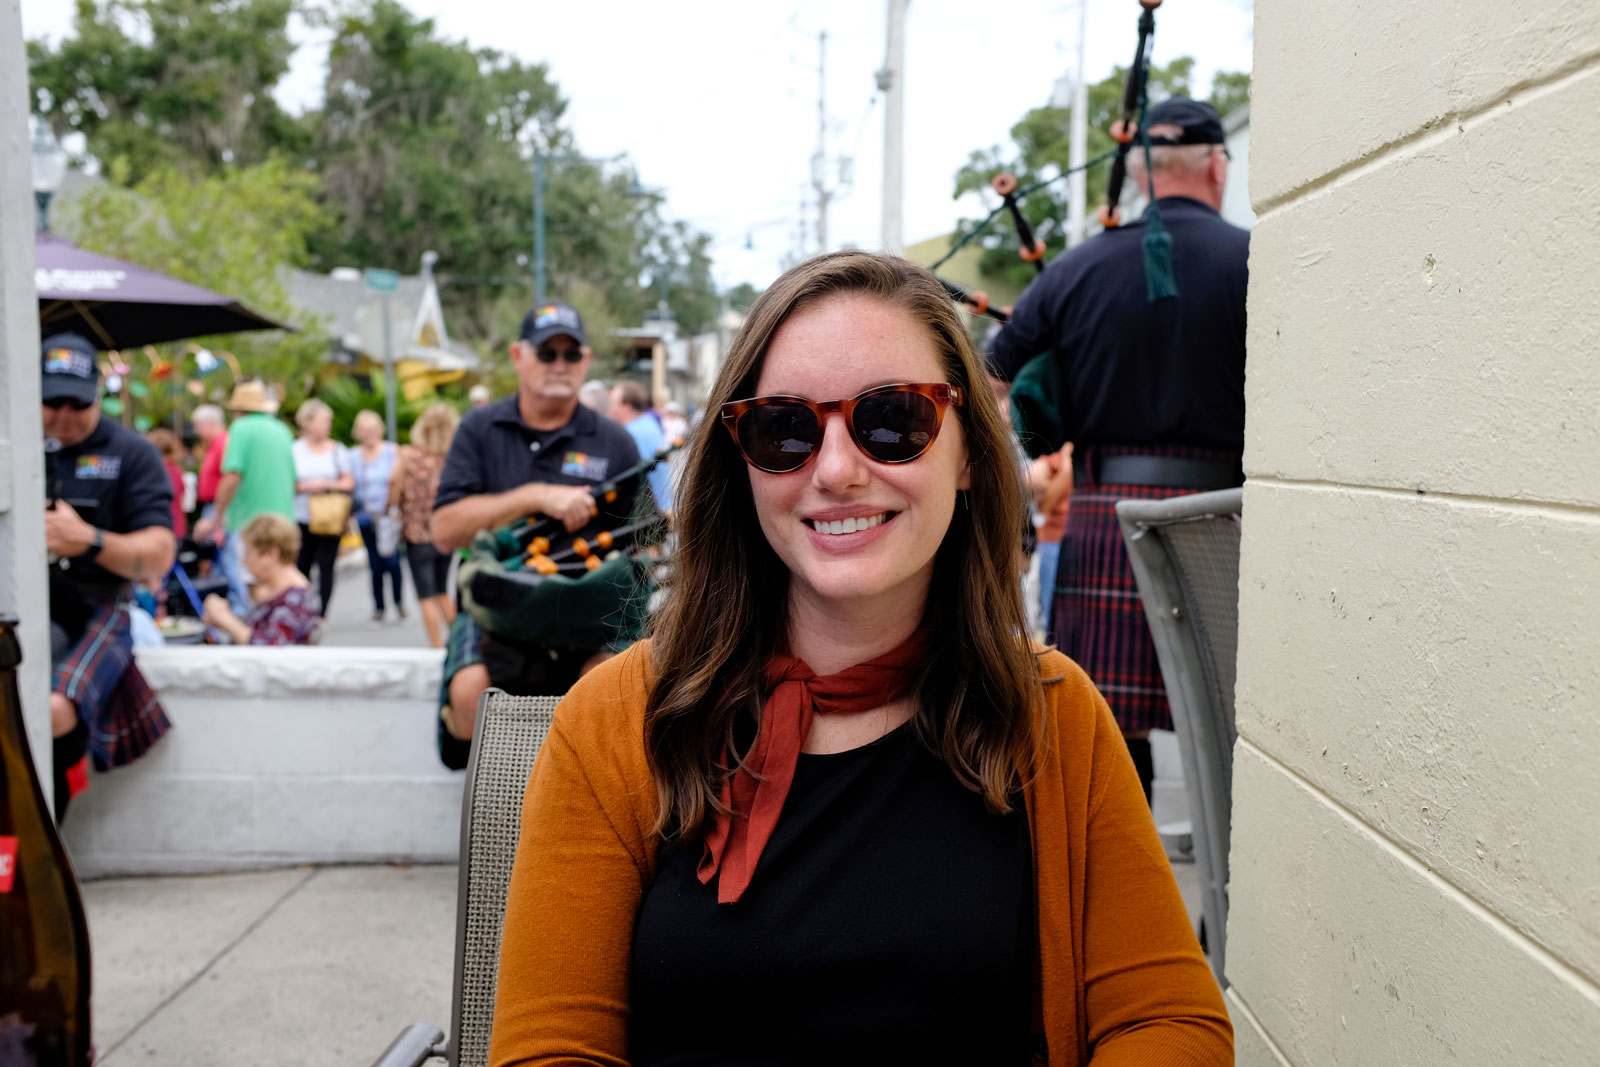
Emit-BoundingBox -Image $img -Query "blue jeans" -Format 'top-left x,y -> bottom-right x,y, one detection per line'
217,529 -> 254,616
358,517 -> 404,612
1036,540 -> 1060,638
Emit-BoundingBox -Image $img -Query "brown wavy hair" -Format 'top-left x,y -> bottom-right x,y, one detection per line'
645,251 -> 1045,842
409,403 -> 459,457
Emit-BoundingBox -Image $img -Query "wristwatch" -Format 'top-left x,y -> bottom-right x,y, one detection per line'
81,528 -> 105,564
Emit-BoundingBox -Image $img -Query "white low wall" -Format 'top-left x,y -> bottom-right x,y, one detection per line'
63,645 -> 460,879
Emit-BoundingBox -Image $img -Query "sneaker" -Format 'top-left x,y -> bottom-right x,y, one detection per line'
371,609 -> 384,622
397,602 -> 408,620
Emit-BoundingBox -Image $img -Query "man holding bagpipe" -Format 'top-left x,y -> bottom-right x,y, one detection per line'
986,96 -> 1249,804
430,303 -> 642,769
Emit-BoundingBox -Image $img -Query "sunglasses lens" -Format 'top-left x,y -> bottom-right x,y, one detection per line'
852,389 -> 940,462
738,401 -> 819,472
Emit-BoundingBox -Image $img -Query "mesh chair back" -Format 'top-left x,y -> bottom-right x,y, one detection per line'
449,691 -> 558,1067
1116,488 -> 1243,987
1159,517 -> 1242,760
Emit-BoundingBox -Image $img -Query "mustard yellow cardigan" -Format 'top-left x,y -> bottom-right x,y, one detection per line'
490,642 -> 1232,1066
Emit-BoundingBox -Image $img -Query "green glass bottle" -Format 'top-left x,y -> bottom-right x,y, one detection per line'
0,614 -> 93,1064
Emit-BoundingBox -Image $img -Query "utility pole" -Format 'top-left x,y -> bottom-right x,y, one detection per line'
877,0 -> 909,254
533,147 -> 546,306
811,31 -> 831,253
1068,0 -> 1089,246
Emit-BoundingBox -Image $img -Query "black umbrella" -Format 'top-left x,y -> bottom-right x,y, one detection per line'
35,232 -> 291,349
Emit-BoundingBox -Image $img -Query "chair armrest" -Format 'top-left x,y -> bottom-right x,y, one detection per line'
370,1023 -> 446,1067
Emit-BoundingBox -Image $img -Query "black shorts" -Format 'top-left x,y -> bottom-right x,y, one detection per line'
405,542 -> 452,600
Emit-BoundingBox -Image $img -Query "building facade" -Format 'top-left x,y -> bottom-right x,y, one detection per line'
1229,4 -> 1600,1063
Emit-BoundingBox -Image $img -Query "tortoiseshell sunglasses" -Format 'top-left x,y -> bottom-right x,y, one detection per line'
720,382 -> 963,474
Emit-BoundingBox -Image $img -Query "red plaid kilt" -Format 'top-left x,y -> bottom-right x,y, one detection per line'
53,600 -> 172,769
1049,444 -> 1242,736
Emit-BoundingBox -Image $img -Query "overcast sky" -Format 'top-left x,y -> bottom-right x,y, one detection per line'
21,0 -> 1254,289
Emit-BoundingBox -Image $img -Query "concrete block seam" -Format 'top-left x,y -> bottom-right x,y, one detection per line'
1232,737 -> 1600,1004
1251,45 -> 1600,222
1223,987 -> 1298,1067
1241,475 -> 1600,525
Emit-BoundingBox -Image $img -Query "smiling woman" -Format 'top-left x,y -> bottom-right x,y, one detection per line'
488,252 -> 1232,1066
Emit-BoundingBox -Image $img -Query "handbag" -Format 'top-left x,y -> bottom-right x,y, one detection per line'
375,509 -> 402,557
307,491 -> 353,536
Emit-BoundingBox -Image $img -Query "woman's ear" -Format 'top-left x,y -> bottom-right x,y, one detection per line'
956,449 -> 972,491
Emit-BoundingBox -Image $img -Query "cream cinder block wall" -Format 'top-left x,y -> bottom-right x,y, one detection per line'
1229,4 -> 1600,1064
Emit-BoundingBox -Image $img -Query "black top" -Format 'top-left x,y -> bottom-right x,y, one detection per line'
987,197 -> 1250,451
433,396 -> 641,549
630,722 -> 1034,1067
47,415 -> 173,607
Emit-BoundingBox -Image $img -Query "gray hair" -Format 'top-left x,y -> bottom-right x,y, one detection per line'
296,397 -> 333,429
1127,141 -> 1217,185
578,379 -> 612,413
192,404 -> 225,427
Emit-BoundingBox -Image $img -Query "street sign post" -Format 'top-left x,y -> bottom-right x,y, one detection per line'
365,269 -> 400,441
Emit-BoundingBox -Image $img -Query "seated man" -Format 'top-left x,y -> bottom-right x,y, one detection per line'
430,303 -> 640,768
201,513 -> 323,646
40,334 -> 177,820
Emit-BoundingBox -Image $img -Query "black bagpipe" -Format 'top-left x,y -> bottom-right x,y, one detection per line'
460,437 -> 685,651
933,0 -> 1175,457
1098,0 -> 1180,302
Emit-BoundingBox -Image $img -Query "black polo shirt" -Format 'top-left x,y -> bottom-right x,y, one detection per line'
434,396 -> 642,549
49,415 -> 173,604
986,197 -> 1249,451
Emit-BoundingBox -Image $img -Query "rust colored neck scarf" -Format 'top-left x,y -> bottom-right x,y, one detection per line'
698,627 -> 929,904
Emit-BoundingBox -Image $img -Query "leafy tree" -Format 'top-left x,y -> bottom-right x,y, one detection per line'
304,0 -> 698,344
30,0 -> 720,363
27,0 -> 308,182
315,372 -> 437,444
949,59 -> 1248,291
59,158 -> 333,423
1208,71 -> 1252,121
723,282 -> 762,314
642,221 -> 719,338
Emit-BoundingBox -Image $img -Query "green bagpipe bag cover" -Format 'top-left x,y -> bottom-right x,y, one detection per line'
459,529 -> 654,650
1009,351 -> 1068,459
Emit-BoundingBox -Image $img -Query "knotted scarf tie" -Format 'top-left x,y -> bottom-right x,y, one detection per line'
698,628 -> 929,904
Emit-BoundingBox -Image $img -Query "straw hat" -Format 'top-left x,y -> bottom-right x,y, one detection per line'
227,380 -> 279,414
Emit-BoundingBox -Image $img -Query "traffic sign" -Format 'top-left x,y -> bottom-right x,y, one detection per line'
364,268 -> 400,292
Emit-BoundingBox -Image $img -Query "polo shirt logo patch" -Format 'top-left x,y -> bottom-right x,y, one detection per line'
561,451 -> 609,480
75,455 -> 121,480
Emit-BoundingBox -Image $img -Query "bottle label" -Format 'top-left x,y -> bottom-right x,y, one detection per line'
0,835 -> 16,893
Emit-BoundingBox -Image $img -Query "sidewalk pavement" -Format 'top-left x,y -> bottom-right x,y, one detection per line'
85,865 -> 455,1066
83,859 -> 1203,1065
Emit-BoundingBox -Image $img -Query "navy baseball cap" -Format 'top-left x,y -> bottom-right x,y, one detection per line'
1144,97 -> 1227,146
40,332 -> 101,404
520,303 -> 587,347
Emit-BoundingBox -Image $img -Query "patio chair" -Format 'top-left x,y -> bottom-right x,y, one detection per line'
372,690 -> 558,1067
1115,487 -> 1243,988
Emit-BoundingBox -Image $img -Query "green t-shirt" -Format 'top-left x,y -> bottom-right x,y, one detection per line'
221,413 -> 296,529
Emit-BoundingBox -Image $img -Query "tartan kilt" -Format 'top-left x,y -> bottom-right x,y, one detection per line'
1049,444 -> 1241,736
52,601 -> 172,769
439,610 -> 485,710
